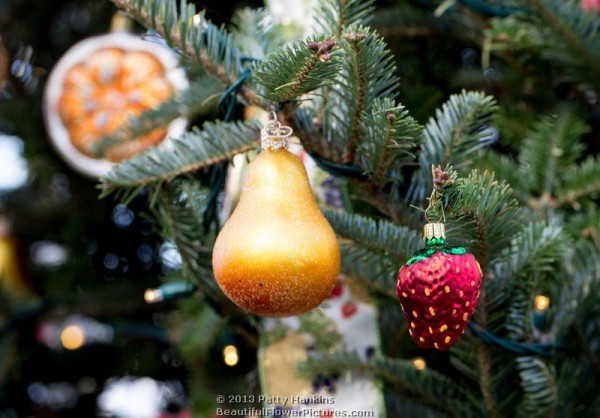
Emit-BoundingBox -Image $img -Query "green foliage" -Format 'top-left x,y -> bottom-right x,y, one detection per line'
339,244 -> 398,299
491,0 -> 600,88
442,170 -> 522,266
516,356 -> 557,418
518,110 -> 589,197
325,210 -> 413,299
99,120 -> 260,198
357,98 -> 423,186
324,25 -> 400,163
110,0 -> 245,86
499,220 -> 566,339
324,209 -> 422,261
230,8 -> 272,60
556,156 -> 600,207
252,36 -> 343,103
314,0 -> 376,36
297,310 -> 342,350
408,91 -> 498,203
148,181 -> 227,304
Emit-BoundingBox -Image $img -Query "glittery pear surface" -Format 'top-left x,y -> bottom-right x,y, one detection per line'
397,251 -> 482,351
212,149 -> 340,317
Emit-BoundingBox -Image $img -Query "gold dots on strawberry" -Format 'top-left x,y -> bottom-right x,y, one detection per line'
396,227 -> 483,352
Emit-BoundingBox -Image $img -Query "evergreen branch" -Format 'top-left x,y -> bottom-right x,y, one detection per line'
324,26 -> 399,164
298,310 -> 343,351
110,0 -> 256,103
340,244 -> 398,299
230,8 -> 270,60
99,120 -> 261,192
178,301 -> 225,360
566,207 -> 600,249
556,156 -> 600,207
479,345 -> 500,418
298,351 -> 476,418
450,332 -> 521,416
475,286 -> 501,418
515,356 -> 558,418
408,91 -> 498,204
525,0 -> 600,80
357,98 -> 423,187
518,110 -> 588,196
324,210 -> 422,261
151,181 -> 226,303
342,34 -> 368,164
492,220 -> 566,289
505,289 -> 531,341
252,37 -> 343,103
314,0 -> 376,37
475,152 -> 528,203
554,240 -> 599,339
441,170 -> 521,267
494,219 -> 566,339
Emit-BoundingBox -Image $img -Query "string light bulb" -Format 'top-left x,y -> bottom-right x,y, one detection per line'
534,295 -> 550,311
144,282 -> 197,304
144,289 -> 161,303
223,345 -> 239,367
412,357 -> 426,370
60,325 -> 86,350
192,13 -> 205,28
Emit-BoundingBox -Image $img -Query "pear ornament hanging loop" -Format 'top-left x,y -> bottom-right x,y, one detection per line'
261,112 -> 293,150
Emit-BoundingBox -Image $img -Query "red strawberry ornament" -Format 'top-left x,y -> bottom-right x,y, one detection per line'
397,223 -> 482,351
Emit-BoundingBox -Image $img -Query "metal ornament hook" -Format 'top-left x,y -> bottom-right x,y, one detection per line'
261,113 -> 293,150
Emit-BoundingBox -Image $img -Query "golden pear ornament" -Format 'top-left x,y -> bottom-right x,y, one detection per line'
212,115 -> 340,317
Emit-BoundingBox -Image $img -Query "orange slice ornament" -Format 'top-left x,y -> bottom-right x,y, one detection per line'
44,33 -> 187,177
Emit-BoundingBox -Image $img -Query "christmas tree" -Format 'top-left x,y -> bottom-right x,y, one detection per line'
1,0 -> 599,417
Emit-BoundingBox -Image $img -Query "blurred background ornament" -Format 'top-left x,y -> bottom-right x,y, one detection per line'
259,277 -> 382,415
43,28 -> 187,177
581,0 -> 600,13
0,217 -> 36,299
97,377 -> 188,418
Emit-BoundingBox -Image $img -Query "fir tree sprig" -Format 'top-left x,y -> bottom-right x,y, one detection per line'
518,110 -> 589,198
109,0 -> 256,103
340,244 -> 399,299
99,120 -> 261,196
525,0 -> 600,84
443,170 -> 521,267
252,37 -> 343,103
150,181 -> 229,306
556,156 -> 600,207
325,25 -> 400,163
357,98 -> 423,187
324,209 -> 422,261
408,91 -> 498,204
516,355 -> 558,417
313,0 -> 376,37
500,220 -> 566,339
